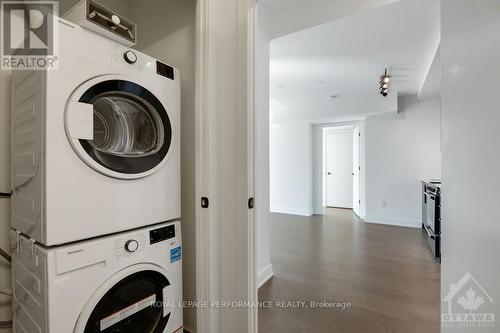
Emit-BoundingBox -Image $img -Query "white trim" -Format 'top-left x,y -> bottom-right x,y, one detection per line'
246,1 -> 257,333
364,216 -> 421,228
257,264 -> 274,289
270,206 -> 313,216
195,0 -> 211,332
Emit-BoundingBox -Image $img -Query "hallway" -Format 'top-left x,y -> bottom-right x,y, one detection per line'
258,209 -> 440,333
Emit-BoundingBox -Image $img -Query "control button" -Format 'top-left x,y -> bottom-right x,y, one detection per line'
125,239 -> 139,252
124,50 -> 137,64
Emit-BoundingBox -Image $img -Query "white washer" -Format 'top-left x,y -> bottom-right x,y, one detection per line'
11,221 -> 183,333
10,18 -> 180,245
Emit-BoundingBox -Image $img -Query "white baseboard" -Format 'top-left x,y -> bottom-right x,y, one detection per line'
270,206 -> 313,216
364,216 -> 421,228
257,264 -> 274,289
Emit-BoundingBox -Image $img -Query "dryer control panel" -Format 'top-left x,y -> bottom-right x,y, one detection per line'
111,42 -> 176,80
113,233 -> 146,257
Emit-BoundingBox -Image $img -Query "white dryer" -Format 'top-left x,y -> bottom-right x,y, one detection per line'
10,18 -> 180,245
11,221 -> 183,333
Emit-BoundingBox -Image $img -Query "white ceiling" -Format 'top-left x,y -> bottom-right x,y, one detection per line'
260,0 -> 398,39
269,0 -> 440,123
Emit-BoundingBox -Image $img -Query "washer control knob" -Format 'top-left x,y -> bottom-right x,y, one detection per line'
124,50 -> 137,64
125,239 -> 139,252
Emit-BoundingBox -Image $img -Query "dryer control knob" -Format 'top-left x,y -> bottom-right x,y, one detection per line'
125,239 -> 139,252
124,50 -> 137,64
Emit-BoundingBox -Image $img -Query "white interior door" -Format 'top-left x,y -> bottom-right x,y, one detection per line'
195,0 -> 256,332
352,127 -> 360,216
325,131 -> 353,208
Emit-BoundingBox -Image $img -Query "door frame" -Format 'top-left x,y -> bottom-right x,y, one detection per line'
195,0 -> 257,332
322,126 -> 355,209
352,125 -> 361,217
323,126 -> 356,209
321,124 -> 363,215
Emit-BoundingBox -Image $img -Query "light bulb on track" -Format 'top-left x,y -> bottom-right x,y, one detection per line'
379,68 -> 390,97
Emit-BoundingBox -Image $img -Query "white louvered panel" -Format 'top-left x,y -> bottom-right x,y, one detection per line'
11,233 -> 47,333
11,70 -> 44,242
13,71 -> 36,103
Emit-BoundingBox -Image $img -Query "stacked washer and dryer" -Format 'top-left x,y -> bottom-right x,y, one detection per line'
9,4 -> 182,333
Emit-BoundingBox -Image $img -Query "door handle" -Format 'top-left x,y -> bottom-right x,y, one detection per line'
327,172 -> 332,175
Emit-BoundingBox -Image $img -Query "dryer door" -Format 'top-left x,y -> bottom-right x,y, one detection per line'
75,268 -> 180,333
66,77 -> 173,179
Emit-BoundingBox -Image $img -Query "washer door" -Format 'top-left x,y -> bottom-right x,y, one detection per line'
76,269 -> 174,333
66,78 -> 173,179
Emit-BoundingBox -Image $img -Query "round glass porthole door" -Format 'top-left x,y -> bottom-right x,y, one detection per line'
66,79 -> 172,179
83,270 -> 171,333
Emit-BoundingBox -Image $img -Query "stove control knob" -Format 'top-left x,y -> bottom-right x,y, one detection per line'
125,239 -> 139,252
124,50 -> 137,64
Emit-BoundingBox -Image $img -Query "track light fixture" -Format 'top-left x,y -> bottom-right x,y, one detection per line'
379,69 -> 390,97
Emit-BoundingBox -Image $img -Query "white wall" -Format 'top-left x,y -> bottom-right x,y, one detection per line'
364,95 -> 441,227
270,121 -> 313,216
272,95 -> 440,228
126,1 -> 197,330
441,1 -> 500,331
255,4 -> 273,289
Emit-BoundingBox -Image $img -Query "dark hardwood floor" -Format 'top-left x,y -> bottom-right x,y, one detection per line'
258,208 -> 440,333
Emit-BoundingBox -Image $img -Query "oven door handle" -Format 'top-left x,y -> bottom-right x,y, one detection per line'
424,224 -> 436,240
